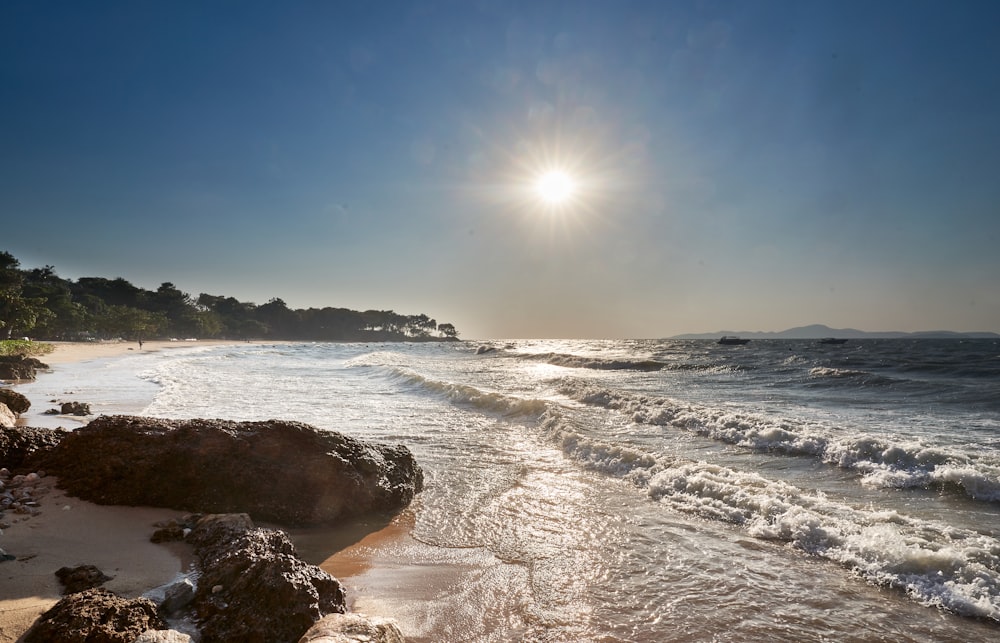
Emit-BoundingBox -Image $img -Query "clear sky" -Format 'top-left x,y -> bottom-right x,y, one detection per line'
3,1 -> 999,339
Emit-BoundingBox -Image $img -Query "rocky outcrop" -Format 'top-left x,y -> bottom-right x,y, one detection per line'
0,355 -> 47,381
135,631 -> 192,643
0,426 -> 66,470
23,588 -> 166,643
41,415 -> 424,526
59,401 -> 92,416
187,513 -> 347,643
0,387 -> 30,414
299,613 -> 405,643
56,564 -> 114,594
0,403 -> 15,428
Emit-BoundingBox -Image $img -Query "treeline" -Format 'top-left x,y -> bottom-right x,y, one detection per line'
0,251 -> 459,342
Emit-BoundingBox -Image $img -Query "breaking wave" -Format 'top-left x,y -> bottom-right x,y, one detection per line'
536,406 -> 1000,623
557,381 -> 1000,503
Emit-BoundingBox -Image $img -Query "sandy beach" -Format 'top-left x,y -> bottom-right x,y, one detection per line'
0,339 -> 418,642
0,477 -> 189,642
40,339 -> 246,365
0,340 -> 241,642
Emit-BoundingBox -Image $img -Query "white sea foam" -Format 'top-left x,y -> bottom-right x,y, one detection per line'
387,367 -> 550,418
87,339 -> 1000,633
643,459 -> 1000,621
534,394 -> 1000,622
558,381 -> 1000,503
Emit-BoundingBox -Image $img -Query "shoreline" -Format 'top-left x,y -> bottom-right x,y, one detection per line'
0,475 -> 189,642
40,339 -> 251,365
0,341 -> 242,641
0,339 -> 418,642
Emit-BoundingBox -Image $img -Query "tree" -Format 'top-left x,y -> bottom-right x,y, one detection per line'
22,265 -> 87,338
0,251 -> 53,338
256,298 -> 298,338
152,282 -> 203,337
93,305 -> 166,341
438,323 -> 459,339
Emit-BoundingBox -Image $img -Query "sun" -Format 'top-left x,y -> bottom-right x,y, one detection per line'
536,170 -> 576,205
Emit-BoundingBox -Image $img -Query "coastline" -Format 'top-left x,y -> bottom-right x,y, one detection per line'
40,339 -> 249,365
0,475 -> 189,642
0,340 -> 243,642
1,339 -> 417,642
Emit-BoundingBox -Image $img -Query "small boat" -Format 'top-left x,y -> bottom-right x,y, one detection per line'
818,337 -> 848,345
718,336 -> 750,345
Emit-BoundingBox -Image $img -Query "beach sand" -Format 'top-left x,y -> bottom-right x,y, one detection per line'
0,339 -> 415,642
40,339 -> 245,365
0,476 -> 189,642
0,341 -> 236,642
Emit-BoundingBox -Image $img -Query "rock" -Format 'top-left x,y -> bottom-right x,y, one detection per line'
150,516 -> 194,543
0,403 -> 15,428
23,587 -> 166,643
0,426 -> 67,470
56,564 -> 114,594
160,577 -> 196,615
187,514 -> 347,643
0,388 -> 30,414
41,416 -> 424,526
135,631 -> 193,643
299,613 -> 406,643
0,355 -> 47,381
60,401 -> 92,416
185,513 -> 254,551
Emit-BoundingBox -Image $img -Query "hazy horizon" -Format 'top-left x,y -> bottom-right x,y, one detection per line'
3,1 -> 998,339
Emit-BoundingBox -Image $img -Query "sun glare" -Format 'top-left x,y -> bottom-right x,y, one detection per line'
536,170 -> 576,205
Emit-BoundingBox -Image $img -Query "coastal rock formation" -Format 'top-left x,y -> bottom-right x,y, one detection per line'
298,613 -> 405,643
135,631 -> 193,643
0,355 -> 47,381
23,588 -> 166,643
41,415 -> 424,525
0,388 -> 30,414
187,513 -> 347,643
56,564 -> 114,594
0,403 -> 15,428
0,426 -> 66,470
59,400 -> 92,416
159,577 -> 196,615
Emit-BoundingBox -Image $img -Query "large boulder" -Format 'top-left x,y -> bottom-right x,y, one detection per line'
41,415 -> 424,525
299,613 -> 405,643
0,403 -> 15,428
0,387 -> 30,414
187,514 -> 347,643
0,426 -> 67,469
0,355 -> 47,381
23,588 -> 166,643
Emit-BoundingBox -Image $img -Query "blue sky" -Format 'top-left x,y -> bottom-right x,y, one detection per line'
3,0 -> 998,338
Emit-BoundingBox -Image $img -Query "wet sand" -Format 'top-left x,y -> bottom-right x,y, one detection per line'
0,339 -> 417,642
0,476 -> 188,642
0,341 -> 229,641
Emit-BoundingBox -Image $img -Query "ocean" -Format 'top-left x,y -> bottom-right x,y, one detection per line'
17,339 -> 1000,641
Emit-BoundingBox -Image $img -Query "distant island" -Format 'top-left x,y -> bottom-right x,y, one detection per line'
671,324 -> 1000,340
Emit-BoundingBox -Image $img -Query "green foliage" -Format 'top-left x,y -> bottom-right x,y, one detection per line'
0,339 -> 55,357
0,251 -> 54,338
0,251 -> 461,342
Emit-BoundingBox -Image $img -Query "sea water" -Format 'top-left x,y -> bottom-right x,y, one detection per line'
17,339 -> 1000,641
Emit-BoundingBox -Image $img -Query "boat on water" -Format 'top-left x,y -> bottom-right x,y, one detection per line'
818,338 -> 848,345
718,336 -> 750,345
